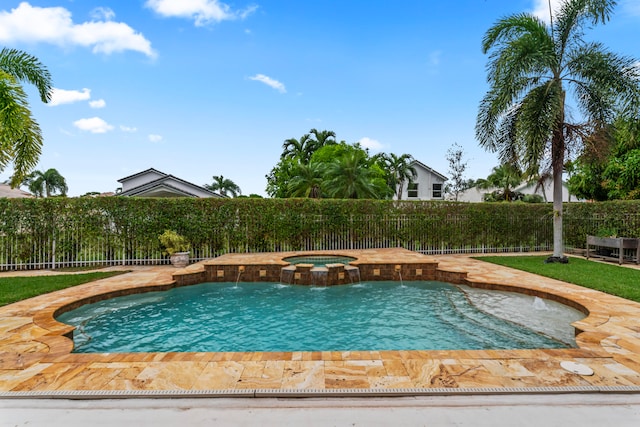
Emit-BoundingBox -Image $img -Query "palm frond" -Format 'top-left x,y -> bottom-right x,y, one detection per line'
0,48 -> 53,103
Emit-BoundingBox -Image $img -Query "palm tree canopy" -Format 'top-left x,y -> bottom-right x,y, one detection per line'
204,175 -> 242,197
375,153 -> 417,199
476,0 -> 640,258
288,161 -> 325,198
281,134 -> 316,164
323,151 -> 380,199
476,164 -> 523,201
0,48 -> 53,186
477,0 -> 639,174
23,168 -> 67,198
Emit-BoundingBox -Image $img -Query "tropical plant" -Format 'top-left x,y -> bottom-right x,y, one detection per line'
23,168 -> 68,197
476,0 -> 640,261
0,48 -> 53,186
204,175 -> 241,197
323,151 -> 380,199
569,117 -> 640,200
375,153 -> 417,200
476,164 -> 523,202
281,134 -> 314,163
158,229 -> 190,256
308,128 -> 337,153
288,161 -> 325,198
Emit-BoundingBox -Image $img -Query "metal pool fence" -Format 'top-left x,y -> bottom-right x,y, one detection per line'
1,199 -> 638,270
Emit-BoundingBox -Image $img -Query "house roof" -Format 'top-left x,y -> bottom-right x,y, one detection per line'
117,169 -> 222,198
117,167 -> 166,183
411,160 -> 448,181
0,184 -> 33,198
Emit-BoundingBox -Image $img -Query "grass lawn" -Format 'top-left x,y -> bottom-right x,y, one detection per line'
0,271 -> 126,307
475,255 -> 640,303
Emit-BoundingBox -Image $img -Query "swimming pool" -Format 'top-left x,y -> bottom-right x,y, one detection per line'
283,255 -> 357,266
56,280 -> 583,353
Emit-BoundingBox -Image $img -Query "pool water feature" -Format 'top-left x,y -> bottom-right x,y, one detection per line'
56,281 -> 583,354
283,255 -> 357,267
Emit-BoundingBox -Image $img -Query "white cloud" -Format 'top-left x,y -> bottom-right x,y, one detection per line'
90,7 -> 115,21
148,134 -> 163,142
49,87 -> 91,106
531,0 -> 564,22
0,2 -> 155,57
89,99 -> 106,109
73,117 -> 114,133
146,0 -> 257,27
120,125 -> 137,132
249,74 -> 286,93
358,137 -> 384,152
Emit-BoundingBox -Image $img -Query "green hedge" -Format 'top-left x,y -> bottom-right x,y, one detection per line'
1,198 -> 639,269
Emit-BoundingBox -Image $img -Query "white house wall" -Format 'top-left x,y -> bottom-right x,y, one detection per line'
398,165 -> 446,201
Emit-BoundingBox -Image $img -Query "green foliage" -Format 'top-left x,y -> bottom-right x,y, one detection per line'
22,168 -> 67,197
476,256 -> 640,303
477,0 -> 640,257
0,271 -> 126,306
268,138 -> 394,199
158,229 -> 190,255
476,164 -> 524,201
0,48 -> 53,185
0,198 -> 639,268
522,194 -> 544,203
203,175 -> 241,197
569,117 -> 640,200
444,144 -> 468,201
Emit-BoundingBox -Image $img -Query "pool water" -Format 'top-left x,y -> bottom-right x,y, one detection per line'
56,281 -> 582,353
283,255 -> 356,266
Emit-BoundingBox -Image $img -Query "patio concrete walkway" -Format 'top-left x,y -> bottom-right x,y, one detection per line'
2,394 -> 640,426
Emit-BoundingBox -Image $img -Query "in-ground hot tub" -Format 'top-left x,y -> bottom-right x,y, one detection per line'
283,255 -> 357,266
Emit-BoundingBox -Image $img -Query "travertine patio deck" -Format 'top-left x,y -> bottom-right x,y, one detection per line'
1,248 -> 640,397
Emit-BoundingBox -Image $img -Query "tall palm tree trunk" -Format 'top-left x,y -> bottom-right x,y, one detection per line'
550,92 -> 566,261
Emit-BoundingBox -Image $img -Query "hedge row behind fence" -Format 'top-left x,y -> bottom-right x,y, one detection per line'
1,198 -> 639,270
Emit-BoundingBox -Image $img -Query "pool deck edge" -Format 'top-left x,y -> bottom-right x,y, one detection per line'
2,249 -> 640,395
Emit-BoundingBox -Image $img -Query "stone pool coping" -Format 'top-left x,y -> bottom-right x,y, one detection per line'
1,248 -> 640,397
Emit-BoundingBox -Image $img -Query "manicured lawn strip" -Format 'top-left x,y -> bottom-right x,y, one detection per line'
0,271 -> 126,306
474,256 -> 640,303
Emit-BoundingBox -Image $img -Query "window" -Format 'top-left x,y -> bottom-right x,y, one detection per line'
432,183 -> 442,198
408,183 -> 418,198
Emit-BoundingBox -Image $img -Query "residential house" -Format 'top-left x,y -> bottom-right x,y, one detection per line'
117,168 -> 222,198
456,177 -> 582,202
397,160 -> 448,201
0,183 -> 33,198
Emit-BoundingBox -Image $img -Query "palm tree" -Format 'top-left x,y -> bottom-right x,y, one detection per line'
476,0 -> 640,261
204,175 -> 241,197
1,48 -> 53,186
476,164 -> 523,201
23,168 -> 67,197
376,153 -> 417,200
308,128 -> 337,153
323,151 -> 379,199
288,162 -> 325,198
281,134 -> 314,163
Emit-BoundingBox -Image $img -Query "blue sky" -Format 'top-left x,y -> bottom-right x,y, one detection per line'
1,0 -> 639,196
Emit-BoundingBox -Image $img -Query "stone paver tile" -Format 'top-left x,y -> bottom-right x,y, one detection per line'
10,363 -> 87,391
0,363 -> 52,391
134,362 -> 208,390
324,361 -> 370,389
281,361 -> 324,389
191,361 -> 244,390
